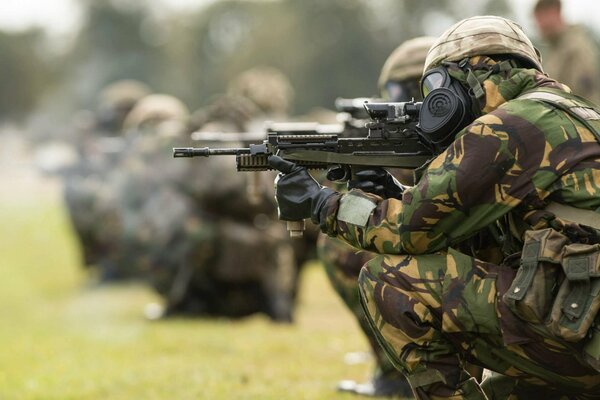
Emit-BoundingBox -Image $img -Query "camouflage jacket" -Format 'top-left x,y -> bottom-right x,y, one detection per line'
321,64 -> 600,255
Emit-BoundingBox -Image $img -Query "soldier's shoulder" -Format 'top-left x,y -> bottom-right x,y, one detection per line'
476,98 -> 546,125
462,99 -> 557,141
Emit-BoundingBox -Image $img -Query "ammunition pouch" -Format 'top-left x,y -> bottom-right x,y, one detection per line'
503,228 -> 568,324
502,228 -> 600,371
505,89 -> 600,370
548,243 -> 600,372
547,243 -> 600,342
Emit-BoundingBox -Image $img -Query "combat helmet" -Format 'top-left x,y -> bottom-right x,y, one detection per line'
123,94 -> 189,130
97,80 -> 152,133
99,80 -> 152,112
378,36 -> 437,92
228,67 -> 294,116
424,16 -> 543,72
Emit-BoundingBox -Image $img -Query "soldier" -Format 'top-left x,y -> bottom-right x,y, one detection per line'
110,94 -> 191,281
325,37 -> 435,398
155,68 -> 301,322
533,0 -> 600,105
226,66 -> 294,123
269,16 -> 600,398
96,80 -> 152,135
122,93 -> 190,133
62,80 -> 150,277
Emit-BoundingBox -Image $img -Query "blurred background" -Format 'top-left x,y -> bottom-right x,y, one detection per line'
2,0 -> 600,128
1,0 -> 599,399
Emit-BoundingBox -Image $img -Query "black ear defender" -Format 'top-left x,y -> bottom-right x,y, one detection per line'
418,64 -> 480,151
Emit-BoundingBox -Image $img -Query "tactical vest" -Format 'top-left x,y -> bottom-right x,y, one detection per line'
506,88 -> 600,372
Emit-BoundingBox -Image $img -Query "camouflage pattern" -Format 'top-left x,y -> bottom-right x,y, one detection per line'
315,38 -> 435,396
62,81 -> 151,277
319,57 -> 600,398
424,16 -> 543,73
359,250 -> 600,399
150,86 -> 301,321
378,36 -> 437,91
164,129 -> 300,320
541,24 -> 600,106
110,113 -> 192,281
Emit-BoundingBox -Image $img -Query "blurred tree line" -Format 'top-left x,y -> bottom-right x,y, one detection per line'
0,29 -> 54,121
0,0 -> 511,125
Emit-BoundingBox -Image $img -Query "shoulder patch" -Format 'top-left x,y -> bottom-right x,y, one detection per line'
337,191 -> 377,227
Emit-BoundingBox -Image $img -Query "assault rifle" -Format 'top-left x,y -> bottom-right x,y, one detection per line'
174,100 -> 434,236
189,96 -> 375,143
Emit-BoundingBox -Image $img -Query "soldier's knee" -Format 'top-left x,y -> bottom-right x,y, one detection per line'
357,254 -> 416,324
357,255 -> 391,301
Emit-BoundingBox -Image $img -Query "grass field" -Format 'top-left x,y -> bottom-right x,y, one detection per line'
0,161 -> 398,399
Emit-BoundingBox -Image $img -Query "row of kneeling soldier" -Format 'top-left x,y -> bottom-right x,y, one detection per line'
61,68 -> 305,324
58,11 -> 600,400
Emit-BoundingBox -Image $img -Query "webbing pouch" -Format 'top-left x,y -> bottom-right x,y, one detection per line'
548,243 -> 600,341
503,229 -> 568,323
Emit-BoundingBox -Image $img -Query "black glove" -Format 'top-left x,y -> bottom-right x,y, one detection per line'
348,168 -> 405,199
268,155 -> 336,223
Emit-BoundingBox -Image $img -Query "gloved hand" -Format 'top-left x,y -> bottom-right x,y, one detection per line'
268,155 -> 336,223
348,168 -> 406,199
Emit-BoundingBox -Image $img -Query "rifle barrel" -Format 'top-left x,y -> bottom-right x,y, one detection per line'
173,147 -> 250,158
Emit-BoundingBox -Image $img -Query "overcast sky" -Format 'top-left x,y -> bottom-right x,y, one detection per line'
0,0 -> 597,37
0,0 -> 209,35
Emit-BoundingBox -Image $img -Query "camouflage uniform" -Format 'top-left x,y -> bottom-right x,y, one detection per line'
320,37 -> 435,398
178,136 -> 298,320
62,80 -> 150,276
315,17 -> 600,399
110,94 -> 192,281
158,68 -> 302,321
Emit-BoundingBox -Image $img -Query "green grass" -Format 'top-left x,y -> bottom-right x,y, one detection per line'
0,171 -> 389,399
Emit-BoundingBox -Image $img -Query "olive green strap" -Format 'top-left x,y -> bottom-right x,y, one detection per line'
406,369 -> 447,388
562,253 -> 594,320
546,201 -> 600,230
563,281 -> 589,320
504,240 -> 540,304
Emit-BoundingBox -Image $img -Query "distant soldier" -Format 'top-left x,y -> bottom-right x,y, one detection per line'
153,67 -> 301,322
62,80 -> 150,278
109,94 -> 191,280
96,80 -> 153,135
534,0 -> 600,105
319,37 -> 435,398
227,66 -> 294,122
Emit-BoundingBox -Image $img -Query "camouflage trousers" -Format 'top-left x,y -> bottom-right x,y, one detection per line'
317,234 -> 408,383
358,248 -> 600,400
